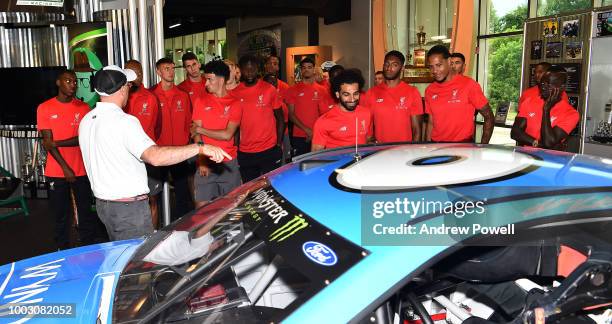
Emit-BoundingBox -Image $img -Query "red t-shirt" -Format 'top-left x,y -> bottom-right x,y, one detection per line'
151,84 -> 192,146
517,91 -> 579,142
231,80 -> 282,153
425,75 -> 489,142
178,78 -> 206,101
192,92 -> 241,161
364,82 -> 423,143
37,97 -> 90,177
319,79 -> 331,96
126,85 -> 159,141
285,81 -> 331,137
312,105 -> 372,149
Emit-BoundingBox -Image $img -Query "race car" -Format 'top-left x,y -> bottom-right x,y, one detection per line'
0,144 -> 611,324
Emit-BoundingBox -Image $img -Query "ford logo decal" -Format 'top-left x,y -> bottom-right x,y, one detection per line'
302,241 -> 338,266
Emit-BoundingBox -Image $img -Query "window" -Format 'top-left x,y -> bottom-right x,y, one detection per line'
537,0 -> 592,17
477,1 -> 528,145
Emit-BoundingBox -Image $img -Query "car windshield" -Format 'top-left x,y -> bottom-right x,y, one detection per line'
111,179 -> 366,323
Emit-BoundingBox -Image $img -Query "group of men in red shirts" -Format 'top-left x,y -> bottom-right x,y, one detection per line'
36,45 -> 578,248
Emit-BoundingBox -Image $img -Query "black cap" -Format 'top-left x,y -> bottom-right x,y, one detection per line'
93,65 -> 137,96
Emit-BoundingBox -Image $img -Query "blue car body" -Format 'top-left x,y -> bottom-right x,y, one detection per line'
1,144 -> 610,323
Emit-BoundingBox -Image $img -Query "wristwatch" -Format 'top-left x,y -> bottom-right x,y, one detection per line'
532,139 -> 539,147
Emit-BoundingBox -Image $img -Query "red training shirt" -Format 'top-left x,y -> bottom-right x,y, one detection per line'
517,90 -> 579,142
37,97 -> 90,177
312,105 -> 372,149
178,78 -> 206,101
285,81 -> 331,138
151,84 -> 192,146
126,85 -> 160,141
364,81 -> 423,143
231,80 -> 282,153
425,75 -> 488,142
192,92 -> 242,161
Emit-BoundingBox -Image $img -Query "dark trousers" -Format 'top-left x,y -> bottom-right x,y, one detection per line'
96,198 -> 153,241
48,176 -> 107,249
238,145 -> 282,183
290,136 -> 311,157
161,161 -> 193,221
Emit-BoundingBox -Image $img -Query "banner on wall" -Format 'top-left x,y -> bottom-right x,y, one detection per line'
237,24 -> 282,66
68,22 -> 108,108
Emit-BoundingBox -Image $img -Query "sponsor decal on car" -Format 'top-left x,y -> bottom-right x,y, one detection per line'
269,215 -> 309,242
302,241 -> 338,266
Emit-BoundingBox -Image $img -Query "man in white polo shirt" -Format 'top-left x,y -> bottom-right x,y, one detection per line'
79,65 -> 230,241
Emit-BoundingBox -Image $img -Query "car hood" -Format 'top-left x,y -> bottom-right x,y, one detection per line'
268,144 -> 612,323
0,239 -> 143,323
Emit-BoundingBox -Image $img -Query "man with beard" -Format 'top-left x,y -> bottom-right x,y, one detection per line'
37,70 -> 107,248
231,55 -> 285,182
124,59 -> 162,228
424,45 -> 494,143
285,57 -> 332,156
312,69 -> 373,151
363,50 -> 423,143
511,66 -> 578,150
178,52 -> 205,100
190,60 -> 242,208
151,58 -> 193,219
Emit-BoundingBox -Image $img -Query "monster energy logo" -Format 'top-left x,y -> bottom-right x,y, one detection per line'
269,215 -> 309,242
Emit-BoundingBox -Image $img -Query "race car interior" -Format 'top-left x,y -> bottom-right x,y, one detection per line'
110,179 -> 365,323
356,213 -> 612,324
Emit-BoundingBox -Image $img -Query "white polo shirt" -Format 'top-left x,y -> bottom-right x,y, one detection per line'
79,102 -> 156,200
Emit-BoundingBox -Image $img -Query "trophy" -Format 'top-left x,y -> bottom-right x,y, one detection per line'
414,26 -> 427,67
417,25 -> 426,48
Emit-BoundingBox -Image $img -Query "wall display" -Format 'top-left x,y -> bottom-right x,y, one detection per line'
565,41 -> 582,59
237,24 -> 282,68
545,42 -> 562,58
528,64 -> 538,88
543,20 -> 558,38
596,11 -> 612,37
558,63 -> 581,94
531,40 -> 543,60
285,46 -> 332,85
68,22 -> 108,108
561,19 -> 579,38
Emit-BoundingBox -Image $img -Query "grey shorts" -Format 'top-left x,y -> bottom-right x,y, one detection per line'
194,159 -> 242,202
96,198 -> 154,241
